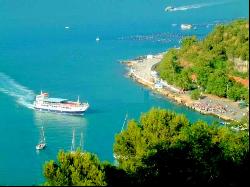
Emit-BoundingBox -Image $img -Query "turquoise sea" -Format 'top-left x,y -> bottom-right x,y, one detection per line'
0,0 -> 249,185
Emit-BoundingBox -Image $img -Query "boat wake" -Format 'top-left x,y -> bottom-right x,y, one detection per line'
166,1 -> 228,12
0,72 -> 35,109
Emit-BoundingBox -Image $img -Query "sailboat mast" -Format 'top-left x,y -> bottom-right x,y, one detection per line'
79,132 -> 83,151
42,126 -> 46,143
71,128 -> 75,152
120,113 -> 128,133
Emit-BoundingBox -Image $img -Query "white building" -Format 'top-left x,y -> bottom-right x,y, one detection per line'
146,54 -> 153,59
150,70 -> 158,77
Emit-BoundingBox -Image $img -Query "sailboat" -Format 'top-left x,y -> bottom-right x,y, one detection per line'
114,113 -> 128,160
120,113 -> 128,133
70,129 -> 85,154
36,126 -> 46,150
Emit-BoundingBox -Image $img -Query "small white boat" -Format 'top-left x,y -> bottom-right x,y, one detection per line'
165,6 -> 174,12
36,143 -> 46,150
36,126 -> 46,150
96,37 -> 100,42
65,26 -> 70,29
181,24 -> 192,30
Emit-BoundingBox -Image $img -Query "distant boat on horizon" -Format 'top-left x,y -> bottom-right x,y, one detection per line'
165,6 -> 175,12
181,24 -> 192,30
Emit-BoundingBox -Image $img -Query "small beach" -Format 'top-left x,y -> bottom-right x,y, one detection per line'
122,53 -> 249,122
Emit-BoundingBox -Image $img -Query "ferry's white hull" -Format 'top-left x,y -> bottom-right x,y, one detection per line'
33,104 -> 89,115
33,92 -> 90,116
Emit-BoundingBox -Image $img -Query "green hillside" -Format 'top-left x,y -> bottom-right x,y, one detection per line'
156,19 -> 249,102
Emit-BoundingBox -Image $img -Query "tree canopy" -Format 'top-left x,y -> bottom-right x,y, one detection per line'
43,108 -> 249,186
43,151 -> 107,186
113,108 -> 249,186
156,19 -> 249,102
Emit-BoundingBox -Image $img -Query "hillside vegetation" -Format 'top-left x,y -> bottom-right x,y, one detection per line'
43,108 -> 249,186
156,19 -> 249,103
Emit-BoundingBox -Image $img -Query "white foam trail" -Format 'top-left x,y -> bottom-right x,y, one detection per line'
167,1 -> 228,12
0,72 -> 35,109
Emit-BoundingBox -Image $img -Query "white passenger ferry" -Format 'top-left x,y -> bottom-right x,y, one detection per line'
33,91 -> 89,115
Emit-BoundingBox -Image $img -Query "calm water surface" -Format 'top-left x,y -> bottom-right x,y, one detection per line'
0,0 -> 248,185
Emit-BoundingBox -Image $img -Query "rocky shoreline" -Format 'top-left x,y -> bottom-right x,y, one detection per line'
122,53 -> 249,122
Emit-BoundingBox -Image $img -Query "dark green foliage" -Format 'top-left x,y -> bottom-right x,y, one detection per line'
206,70 -> 229,97
176,69 -> 194,90
43,151 -> 107,186
102,163 -> 131,186
191,89 -> 201,100
181,36 -> 198,48
113,108 -> 249,186
205,19 -> 249,61
156,19 -> 249,101
195,66 -> 212,89
227,82 -> 248,101
43,108 -> 249,186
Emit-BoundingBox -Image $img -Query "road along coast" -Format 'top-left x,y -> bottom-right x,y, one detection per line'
121,52 -> 249,122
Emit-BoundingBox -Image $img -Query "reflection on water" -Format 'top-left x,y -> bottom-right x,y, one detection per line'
33,110 -> 88,128
33,110 -> 88,156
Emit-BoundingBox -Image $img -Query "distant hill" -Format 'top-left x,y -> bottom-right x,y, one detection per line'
156,19 -> 249,103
